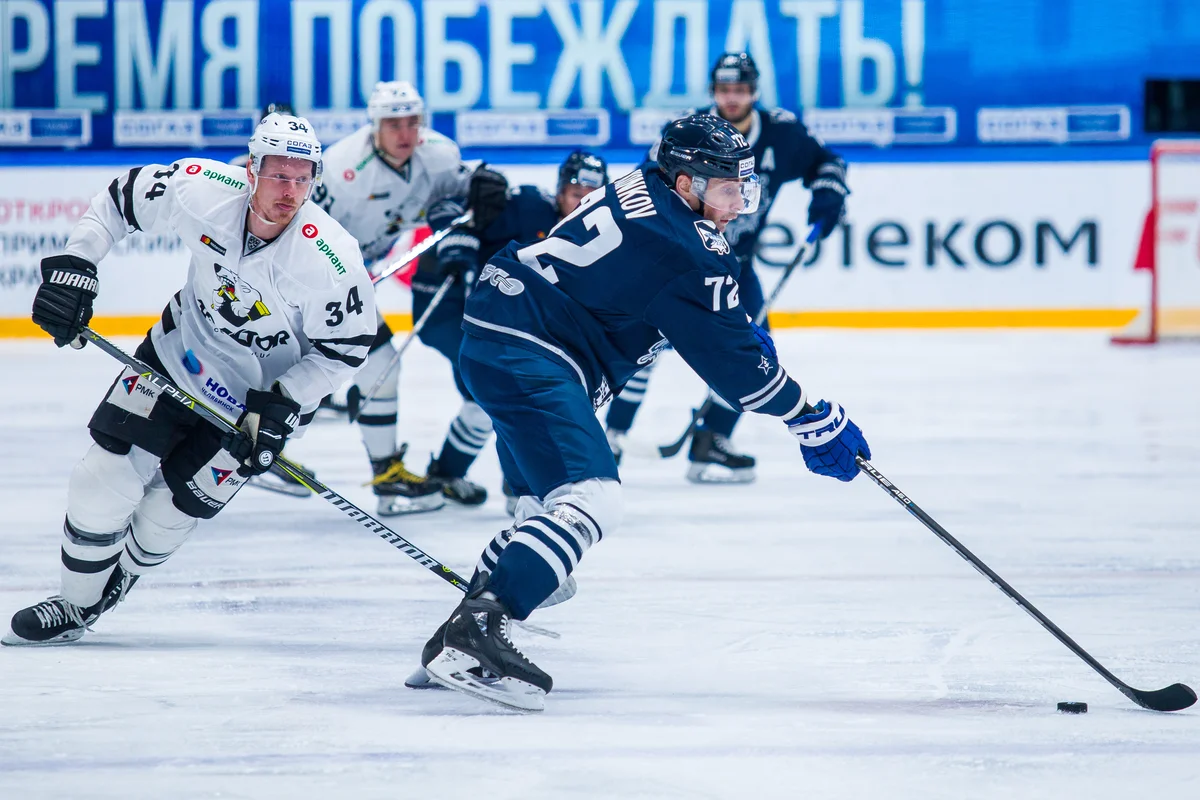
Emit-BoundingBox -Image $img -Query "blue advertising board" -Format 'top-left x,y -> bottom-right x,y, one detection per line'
0,0 -> 1197,149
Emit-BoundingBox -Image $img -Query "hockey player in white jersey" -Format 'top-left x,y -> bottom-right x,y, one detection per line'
4,113 -> 376,646
314,80 -> 510,516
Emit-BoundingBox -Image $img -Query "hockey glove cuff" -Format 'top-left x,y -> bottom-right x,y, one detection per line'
749,318 -> 777,361
787,400 -> 870,482
33,254 -> 98,348
224,384 -> 302,476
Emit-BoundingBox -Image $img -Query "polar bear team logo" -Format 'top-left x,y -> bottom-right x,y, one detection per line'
211,263 -> 271,327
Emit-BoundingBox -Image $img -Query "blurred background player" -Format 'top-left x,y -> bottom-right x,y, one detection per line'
410,150 -> 609,507
316,81 -> 509,516
414,114 -> 870,711
5,113 -> 375,645
605,52 -> 850,484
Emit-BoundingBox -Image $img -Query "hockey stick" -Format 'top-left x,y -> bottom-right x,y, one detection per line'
658,225 -> 821,459
81,328 -> 471,591
369,211 -> 473,286
856,455 -> 1196,712
347,273 -> 458,424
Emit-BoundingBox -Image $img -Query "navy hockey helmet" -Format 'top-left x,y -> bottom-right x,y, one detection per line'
657,114 -> 760,214
710,52 -> 760,94
558,150 -> 609,193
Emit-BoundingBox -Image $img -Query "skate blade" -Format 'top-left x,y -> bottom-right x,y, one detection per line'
247,473 -> 313,498
376,493 -> 446,516
1,628 -> 85,646
686,463 -> 756,485
404,666 -> 447,690
425,648 -> 546,713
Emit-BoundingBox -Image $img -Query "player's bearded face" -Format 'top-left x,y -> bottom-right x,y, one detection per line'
376,116 -> 421,165
713,83 -> 755,125
248,155 -> 314,227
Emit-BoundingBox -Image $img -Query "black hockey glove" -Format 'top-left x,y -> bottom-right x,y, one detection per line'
32,254 -> 98,348
466,166 -> 508,231
807,161 -> 849,240
223,384 -> 302,476
428,197 -> 481,279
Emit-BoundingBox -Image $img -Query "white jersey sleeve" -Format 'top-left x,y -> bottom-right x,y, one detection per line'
270,209 -> 377,408
66,162 -> 187,265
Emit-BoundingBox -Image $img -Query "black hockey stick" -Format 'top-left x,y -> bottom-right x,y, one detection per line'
81,327 -> 471,593
857,456 -> 1196,712
658,225 -> 821,459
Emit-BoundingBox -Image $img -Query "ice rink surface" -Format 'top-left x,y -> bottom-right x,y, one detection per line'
1,330 -> 1198,799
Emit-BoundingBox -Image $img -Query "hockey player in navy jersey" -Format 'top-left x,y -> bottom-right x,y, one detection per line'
415,115 -> 870,711
605,51 -> 849,484
406,150 -> 609,506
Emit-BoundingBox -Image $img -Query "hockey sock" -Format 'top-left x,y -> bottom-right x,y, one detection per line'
699,396 -> 741,438
120,480 -> 198,577
434,401 -> 493,478
60,518 -> 127,609
354,342 -> 401,461
605,362 -> 655,432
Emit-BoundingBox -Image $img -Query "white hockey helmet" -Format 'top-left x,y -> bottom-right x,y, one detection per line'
247,112 -> 323,186
368,81 -> 424,124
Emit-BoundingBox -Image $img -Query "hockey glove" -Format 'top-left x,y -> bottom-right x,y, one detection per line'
466,166 -> 509,231
223,385 -> 302,476
428,197 -> 481,278
749,318 -> 776,360
787,400 -> 870,482
32,254 -> 98,348
807,161 -> 849,240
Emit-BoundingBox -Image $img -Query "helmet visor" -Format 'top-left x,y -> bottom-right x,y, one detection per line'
694,173 -> 761,215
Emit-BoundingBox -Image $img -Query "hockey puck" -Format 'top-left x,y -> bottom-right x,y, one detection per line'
1057,701 -> 1088,714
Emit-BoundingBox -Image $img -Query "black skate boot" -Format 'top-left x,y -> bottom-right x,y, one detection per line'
426,457 -> 487,506
686,428 -> 756,484
368,444 -> 445,516
423,585 -> 553,712
3,566 -> 139,646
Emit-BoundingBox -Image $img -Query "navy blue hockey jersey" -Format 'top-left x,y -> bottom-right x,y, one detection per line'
650,106 -> 842,263
462,166 -> 807,419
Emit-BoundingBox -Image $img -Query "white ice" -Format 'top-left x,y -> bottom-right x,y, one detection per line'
1,331 -> 1198,799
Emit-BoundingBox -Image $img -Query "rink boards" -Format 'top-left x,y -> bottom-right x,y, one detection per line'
0,160 -> 1151,335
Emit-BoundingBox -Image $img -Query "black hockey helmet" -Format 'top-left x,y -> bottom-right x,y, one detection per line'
657,114 -> 755,183
657,114 -> 760,214
558,150 -> 609,193
710,52 -> 760,94
261,101 -> 295,121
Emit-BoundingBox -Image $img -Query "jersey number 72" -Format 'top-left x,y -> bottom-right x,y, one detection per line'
515,186 -> 622,284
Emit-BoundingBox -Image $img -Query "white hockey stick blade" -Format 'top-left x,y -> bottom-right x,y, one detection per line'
425,647 -> 546,713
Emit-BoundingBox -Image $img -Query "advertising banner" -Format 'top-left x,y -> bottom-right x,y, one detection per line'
2,0 -> 1197,150
1,160 -> 1147,334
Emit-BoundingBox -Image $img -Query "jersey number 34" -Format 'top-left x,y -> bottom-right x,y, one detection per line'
515,186 -> 622,284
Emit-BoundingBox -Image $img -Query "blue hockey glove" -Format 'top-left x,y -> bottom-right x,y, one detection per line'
428,198 -> 480,278
807,161 -> 848,240
787,400 -> 870,482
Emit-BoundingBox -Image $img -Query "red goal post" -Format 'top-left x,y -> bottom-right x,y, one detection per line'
1112,139 -> 1200,344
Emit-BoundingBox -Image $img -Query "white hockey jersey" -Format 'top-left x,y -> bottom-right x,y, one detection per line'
315,125 -> 477,266
65,158 -> 376,427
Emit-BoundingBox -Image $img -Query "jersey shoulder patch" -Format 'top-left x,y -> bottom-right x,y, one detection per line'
179,158 -> 250,193
767,107 -> 798,124
693,219 -> 731,255
321,125 -> 375,183
283,206 -> 365,289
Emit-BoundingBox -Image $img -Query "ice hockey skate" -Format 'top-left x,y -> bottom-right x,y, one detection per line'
425,456 -> 487,506
422,584 -> 553,712
368,444 -> 445,515
3,566 -> 139,646
686,428 -> 757,484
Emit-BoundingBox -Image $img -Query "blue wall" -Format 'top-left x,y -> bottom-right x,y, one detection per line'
1,0 -> 1198,150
